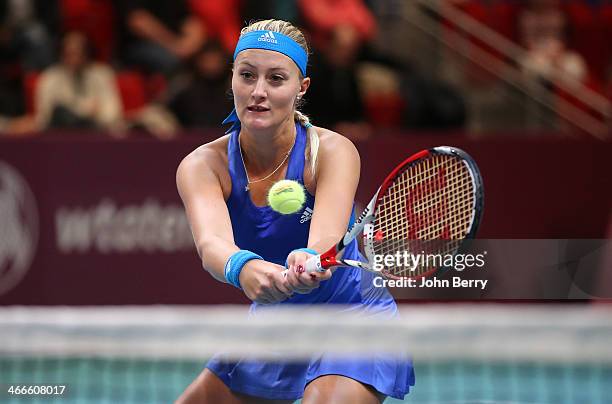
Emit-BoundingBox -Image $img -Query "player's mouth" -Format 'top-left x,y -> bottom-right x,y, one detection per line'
247,105 -> 270,113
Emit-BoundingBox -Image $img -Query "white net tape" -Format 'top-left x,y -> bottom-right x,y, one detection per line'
1,304 -> 611,362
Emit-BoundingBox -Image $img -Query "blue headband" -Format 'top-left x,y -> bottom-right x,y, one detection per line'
222,30 -> 309,133
234,30 -> 308,76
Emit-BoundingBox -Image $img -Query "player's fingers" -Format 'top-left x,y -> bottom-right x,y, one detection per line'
285,265 -> 301,288
297,268 -> 322,289
301,267 -> 331,284
286,265 -> 312,294
272,271 -> 294,298
279,263 -> 312,293
263,287 -> 285,303
255,296 -> 269,304
286,251 -> 314,269
252,277 -> 286,303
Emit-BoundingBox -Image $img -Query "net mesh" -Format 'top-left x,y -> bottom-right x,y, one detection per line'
373,154 -> 476,278
1,304 -> 611,404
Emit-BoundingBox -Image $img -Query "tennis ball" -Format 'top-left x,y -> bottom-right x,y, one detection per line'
267,180 -> 306,215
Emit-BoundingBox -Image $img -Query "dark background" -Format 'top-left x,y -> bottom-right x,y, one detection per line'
1,131 -> 610,305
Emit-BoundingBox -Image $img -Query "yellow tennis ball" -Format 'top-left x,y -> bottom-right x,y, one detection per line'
267,180 -> 306,215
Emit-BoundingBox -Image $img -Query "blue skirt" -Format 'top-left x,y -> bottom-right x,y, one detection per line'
207,352 -> 415,400
206,268 -> 415,400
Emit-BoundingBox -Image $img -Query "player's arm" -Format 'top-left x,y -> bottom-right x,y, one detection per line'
308,129 -> 360,253
176,148 -> 292,303
285,129 -> 360,290
176,148 -> 238,282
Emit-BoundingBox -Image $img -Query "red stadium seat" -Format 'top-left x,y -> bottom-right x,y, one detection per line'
115,71 -> 148,115
60,0 -> 115,61
364,94 -> 405,128
601,3 -> 612,86
442,1 -> 505,86
23,72 -> 40,115
488,1 -> 520,42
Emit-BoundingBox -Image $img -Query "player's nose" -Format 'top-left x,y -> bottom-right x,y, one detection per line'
251,77 -> 268,100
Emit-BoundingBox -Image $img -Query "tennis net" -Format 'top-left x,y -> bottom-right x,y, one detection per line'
1,304 -> 611,403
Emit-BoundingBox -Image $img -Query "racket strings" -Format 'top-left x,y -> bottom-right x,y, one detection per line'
373,155 -> 475,278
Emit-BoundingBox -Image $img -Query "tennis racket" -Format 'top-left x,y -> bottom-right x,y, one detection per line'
305,146 -> 484,280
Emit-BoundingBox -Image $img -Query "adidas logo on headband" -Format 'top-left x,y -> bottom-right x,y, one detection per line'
258,31 -> 278,44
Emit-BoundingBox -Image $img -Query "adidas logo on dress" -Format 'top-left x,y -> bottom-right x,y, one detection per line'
300,207 -> 313,224
257,31 -> 278,44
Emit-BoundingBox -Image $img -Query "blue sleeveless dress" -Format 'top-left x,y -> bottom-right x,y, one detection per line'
206,123 -> 415,400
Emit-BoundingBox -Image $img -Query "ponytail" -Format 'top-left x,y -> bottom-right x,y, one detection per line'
294,110 -> 319,177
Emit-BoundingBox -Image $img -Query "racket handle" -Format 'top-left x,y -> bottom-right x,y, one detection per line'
305,255 -> 324,273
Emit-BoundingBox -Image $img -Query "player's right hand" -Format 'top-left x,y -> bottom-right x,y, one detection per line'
285,250 -> 332,294
239,260 -> 294,304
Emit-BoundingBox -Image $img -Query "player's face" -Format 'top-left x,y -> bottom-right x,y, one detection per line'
232,50 -> 308,132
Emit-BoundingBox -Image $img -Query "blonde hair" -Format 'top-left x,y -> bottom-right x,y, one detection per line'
241,19 -> 319,177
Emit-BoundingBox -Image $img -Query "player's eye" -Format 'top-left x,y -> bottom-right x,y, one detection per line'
240,71 -> 255,80
269,74 -> 286,83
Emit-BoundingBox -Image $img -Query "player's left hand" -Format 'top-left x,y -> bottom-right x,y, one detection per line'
285,250 -> 332,294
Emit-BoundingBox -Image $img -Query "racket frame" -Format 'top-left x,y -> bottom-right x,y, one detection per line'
304,146 -> 484,278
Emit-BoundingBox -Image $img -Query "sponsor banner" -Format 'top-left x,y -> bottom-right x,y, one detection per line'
0,136 -> 247,304
0,162 -> 39,296
0,134 -> 609,304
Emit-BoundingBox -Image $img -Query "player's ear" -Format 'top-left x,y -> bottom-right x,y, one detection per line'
298,77 -> 310,98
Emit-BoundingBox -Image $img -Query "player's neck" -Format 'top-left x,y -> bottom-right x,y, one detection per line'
239,119 -> 296,174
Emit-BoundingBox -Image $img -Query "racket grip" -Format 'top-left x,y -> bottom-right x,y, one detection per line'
305,255 -> 324,273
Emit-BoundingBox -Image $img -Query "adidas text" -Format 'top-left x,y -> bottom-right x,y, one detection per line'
258,32 -> 278,44
300,207 -> 313,224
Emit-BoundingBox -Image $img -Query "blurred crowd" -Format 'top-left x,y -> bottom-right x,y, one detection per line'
450,0 -> 612,124
0,0 -> 610,139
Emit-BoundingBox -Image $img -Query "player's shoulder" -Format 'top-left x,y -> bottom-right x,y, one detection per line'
177,135 -> 230,180
313,126 -> 360,161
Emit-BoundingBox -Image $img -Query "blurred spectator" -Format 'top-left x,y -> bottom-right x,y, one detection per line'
399,70 -> 467,130
299,0 -> 376,140
303,25 -> 367,138
59,0 -> 116,62
518,0 -> 589,87
241,0 -> 300,25
2,31 -> 180,138
0,0 -> 58,71
188,0 -> 240,54
34,31 -> 123,132
166,41 -> 232,128
298,0 -> 376,51
114,0 -> 205,75
0,0 -> 58,120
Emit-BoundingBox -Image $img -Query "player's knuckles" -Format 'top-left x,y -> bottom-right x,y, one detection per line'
275,280 -> 293,296
251,288 -> 264,300
287,271 -> 300,287
287,276 -> 301,289
287,252 -> 307,266
289,269 -> 304,285
253,281 -> 275,299
295,254 -> 310,266
277,273 -> 292,287
266,289 -> 285,302
286,253 -> 298,265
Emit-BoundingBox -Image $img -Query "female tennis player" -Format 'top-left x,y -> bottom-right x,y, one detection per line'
176,19 -> 414,403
